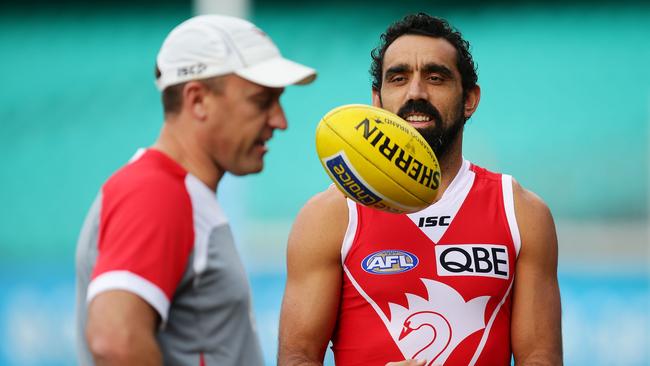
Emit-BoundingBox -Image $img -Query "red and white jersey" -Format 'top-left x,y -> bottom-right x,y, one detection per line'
332,160 -> 521,366
75,149 -> 263,366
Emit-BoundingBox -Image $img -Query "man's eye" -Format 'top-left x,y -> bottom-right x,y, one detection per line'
256,97 -> 273,109
428,75 -> 443,82
389,76 -> 406,83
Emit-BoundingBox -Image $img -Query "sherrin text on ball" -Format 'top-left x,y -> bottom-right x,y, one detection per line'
315,104 -> 441,214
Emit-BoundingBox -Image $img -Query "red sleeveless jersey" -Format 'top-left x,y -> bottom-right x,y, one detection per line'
332,161 -> 521,366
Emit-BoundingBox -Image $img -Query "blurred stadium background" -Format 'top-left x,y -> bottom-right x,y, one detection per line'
0,0 -> 648,364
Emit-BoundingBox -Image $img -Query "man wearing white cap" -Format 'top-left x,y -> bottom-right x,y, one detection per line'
75,15 -> 316,366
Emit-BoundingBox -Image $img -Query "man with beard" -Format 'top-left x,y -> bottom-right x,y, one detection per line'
278,13 -> 562,366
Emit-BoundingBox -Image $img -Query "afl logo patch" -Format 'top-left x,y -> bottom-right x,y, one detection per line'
362,250 -> 419,274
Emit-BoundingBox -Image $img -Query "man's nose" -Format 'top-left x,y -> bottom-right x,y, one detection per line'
268,102 -> 288,130
405,77 -> 428,101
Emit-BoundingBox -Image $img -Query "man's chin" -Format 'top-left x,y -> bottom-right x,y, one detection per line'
229,162 -> 264,176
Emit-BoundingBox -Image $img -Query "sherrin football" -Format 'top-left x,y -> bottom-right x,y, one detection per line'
315,104 -> 441,214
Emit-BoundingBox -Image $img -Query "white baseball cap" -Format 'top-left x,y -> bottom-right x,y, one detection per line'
155,15 -> 316,91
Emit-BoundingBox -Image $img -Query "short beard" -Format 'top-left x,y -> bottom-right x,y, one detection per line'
417,102 -> 465,160
393,98 -> 466,160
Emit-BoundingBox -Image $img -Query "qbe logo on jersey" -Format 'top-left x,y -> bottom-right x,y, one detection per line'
362,250 -> 419,274
435,244 -> 510,279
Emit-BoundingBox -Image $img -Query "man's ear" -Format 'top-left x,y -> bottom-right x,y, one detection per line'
464,84 -> 481,120
182,81 -> 210,121
371,89 -> 382,107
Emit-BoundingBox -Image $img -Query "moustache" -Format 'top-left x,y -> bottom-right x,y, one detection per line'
397,99 -> 442,125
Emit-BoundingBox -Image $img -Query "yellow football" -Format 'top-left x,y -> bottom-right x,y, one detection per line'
315,104 -> 441,214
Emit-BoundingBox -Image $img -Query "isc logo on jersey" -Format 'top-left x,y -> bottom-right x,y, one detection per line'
435,244 -> 509,279
362,250 -> 419,274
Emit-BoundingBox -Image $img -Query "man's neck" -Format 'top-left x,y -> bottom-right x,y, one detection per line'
153,119 -> 224,191
434,138 -> 464,200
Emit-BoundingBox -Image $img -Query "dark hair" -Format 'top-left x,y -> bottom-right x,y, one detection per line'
155,65 -> 225,115
370,13 -> 478,100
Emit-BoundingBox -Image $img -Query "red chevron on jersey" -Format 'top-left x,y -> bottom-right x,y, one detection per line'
332,161 -> 521,366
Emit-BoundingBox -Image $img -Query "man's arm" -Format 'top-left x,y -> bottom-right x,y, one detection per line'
86,290 -> 162,365
278,187 -> 348,365
511,179 -> 563,365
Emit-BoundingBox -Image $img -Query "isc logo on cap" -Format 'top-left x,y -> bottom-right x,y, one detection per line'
435,244 -> 510,279
362,250 -> 419,274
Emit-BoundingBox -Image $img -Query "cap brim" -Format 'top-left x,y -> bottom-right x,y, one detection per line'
235,57 -> 316,88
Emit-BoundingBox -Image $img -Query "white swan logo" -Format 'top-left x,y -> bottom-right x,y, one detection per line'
386,279 -> 490,365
